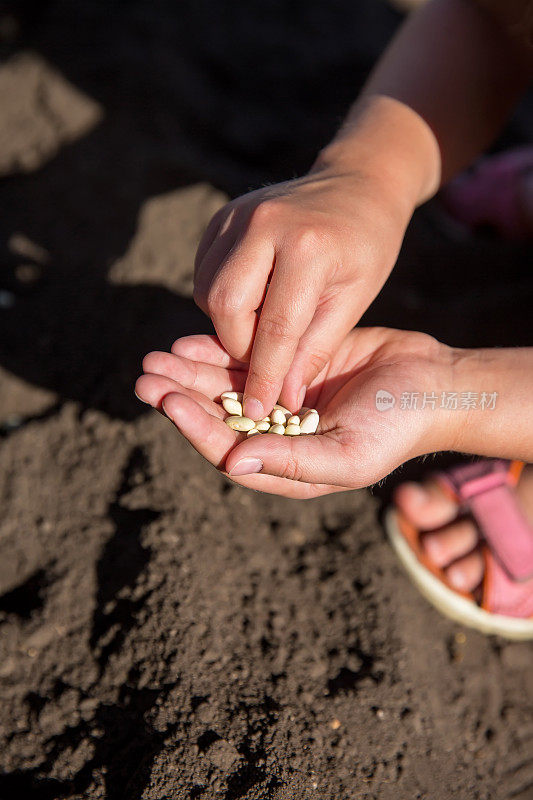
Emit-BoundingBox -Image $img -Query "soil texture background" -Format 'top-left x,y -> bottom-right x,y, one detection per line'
0,2 -> 532,798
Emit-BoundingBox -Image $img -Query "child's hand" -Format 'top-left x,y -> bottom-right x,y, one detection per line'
193,164 -> 413,421
136,329 -> 459,498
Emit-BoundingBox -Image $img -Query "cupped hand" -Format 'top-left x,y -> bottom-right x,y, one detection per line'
193,165 -> 412,421
135,329 -> 457,498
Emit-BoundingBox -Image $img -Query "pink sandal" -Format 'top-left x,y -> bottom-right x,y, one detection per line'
441,146 -> 533,240
385,459 -> 533,639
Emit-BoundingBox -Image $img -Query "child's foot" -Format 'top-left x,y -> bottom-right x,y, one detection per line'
394,463 -> 533,594
386,460 -> 533,638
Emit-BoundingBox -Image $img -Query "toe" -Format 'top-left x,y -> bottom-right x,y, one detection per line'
421,518 -> 479,568
394,479 -> 459,530
444,548 -> 484,593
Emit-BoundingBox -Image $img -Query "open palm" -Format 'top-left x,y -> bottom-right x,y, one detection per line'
135,328 -> 451,498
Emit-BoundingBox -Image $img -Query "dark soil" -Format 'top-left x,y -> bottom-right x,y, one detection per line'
0,2 -> 532,798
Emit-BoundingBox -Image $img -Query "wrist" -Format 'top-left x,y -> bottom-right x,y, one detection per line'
427,346 -> 533,462
313,94 -> 441,211
424,346 -> 482,456
407,341 -> 466,457
396,342 -> 498,458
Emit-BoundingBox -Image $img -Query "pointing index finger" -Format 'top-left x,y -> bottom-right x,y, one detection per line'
242,247 -> 325,420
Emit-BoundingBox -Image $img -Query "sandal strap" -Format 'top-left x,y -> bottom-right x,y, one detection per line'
482,547 -> 533,618
437,459 -> 533,582
437,458 -> 517,500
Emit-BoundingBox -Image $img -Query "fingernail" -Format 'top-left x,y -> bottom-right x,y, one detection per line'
161,399 -> 173,420
297,385 -> 307,409
134,390 -> 148,404
229,457 -> 263,477
162,396 -> 184,424
243,397 -> 264,421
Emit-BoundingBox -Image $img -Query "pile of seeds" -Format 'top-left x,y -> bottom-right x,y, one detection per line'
220,392 -> 319,437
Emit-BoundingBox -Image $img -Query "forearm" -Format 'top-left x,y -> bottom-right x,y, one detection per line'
443,346 -> 533,461
316,0 -> 533,208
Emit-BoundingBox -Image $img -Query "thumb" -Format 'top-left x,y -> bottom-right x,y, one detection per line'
225,428 -> 355,487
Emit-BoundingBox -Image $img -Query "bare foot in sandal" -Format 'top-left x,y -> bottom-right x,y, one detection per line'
388,460 -> 533,638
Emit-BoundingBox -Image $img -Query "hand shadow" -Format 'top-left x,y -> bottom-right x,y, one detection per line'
0,0 -> 400,423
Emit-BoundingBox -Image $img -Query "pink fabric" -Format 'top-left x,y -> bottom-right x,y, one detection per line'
437,459 -> 511,501
469,486 -> 533,583
441,146 -> 533,239
437,460 -> 533,617
483,553 -> 533,619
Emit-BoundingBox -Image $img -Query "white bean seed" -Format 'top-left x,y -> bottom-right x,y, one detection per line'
222,397 -> 243,416
225,416 -> 256,432
270,408 -> 287,426
284,424 -> 301,436
220,397 -> 319,438
300,409 -> 319,434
